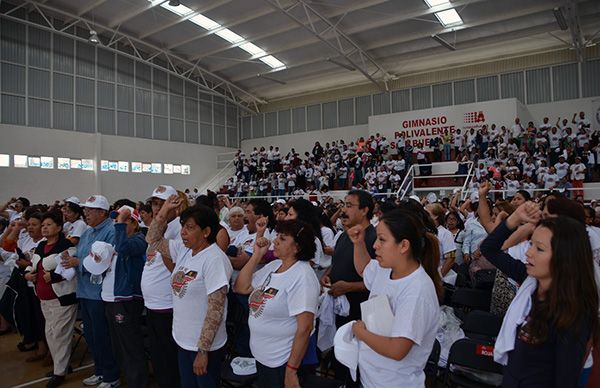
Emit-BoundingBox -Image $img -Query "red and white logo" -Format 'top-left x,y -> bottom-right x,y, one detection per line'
464,111 -> 485,124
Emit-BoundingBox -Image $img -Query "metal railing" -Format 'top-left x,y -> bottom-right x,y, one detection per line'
395,161 -> 475,200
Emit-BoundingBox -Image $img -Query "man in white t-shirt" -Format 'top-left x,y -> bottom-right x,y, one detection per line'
141,185 -> 181,388
570,156 -> 586,198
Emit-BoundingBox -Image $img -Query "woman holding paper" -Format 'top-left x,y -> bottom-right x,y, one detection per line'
24,211 -> 76,388
348,209 -> 442,388
479,202 -> 598,387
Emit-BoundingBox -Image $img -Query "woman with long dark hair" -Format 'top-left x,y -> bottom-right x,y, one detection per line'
347,209 -> 442,387
480,202 -> 598,387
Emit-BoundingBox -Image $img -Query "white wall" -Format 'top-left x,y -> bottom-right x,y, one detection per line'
526,97 -> 600,129
241,124 -> 368,156
0,124 -> 235,204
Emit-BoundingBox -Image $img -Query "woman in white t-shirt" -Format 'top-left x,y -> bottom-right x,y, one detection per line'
234,219 -> 319,388
425,203 -> 457,277
347,209 -> 442,388
61,199 -> 88,246
147,196 -> 233,388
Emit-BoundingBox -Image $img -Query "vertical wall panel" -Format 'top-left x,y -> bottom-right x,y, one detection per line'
526,68 -> 551,104
453,79 -> 475,105
98,108 -> 115,135
185,81 -> 196,97
225,104 -> 236,128
170,119 -> 184,142
391,89 -> 410,112
153,69 -> 167,92
97,49 -> 114,82
252,114 -> 264,138
338,98 -> 354,126
29,68 -> 50,99
214,125 -> 226,146
307,104 -> 321,131
199,100 -> 212,123
28,28 -> 50,69
552,63 -> 578,101
76,105 -> 95,133
2,63 -> 26,94
278,109 -> 291,134
200,123 -> 213,144
214,104 -> 225,125
154,92 -> 168,116
477,76 -> 499,102
28,98 -> 50,128
154,117 -> 169,140
76,77 -> 95,105
170,95 -> 183,119
135,114 -> 152,139
186,121 -> 199,143
53,73 -> 73,101
265,112 -> 277,136
372,92 -> 390,115
117,85 -> 134,111
53,102 -> 74,130
116,56 -> 134,85
355,95 -> 371,124
500,72 -> 524,102
97,82 -> 114,108
136,89 -> 152,113
135,62 -> 152,90
185,98 -> 198,121
227,126 -> 237,148
1,20 -> 26,64
53,34 -> 74,74
242,116 -> 251,140
169,75 -> 183,95
292,107 -> 306,132
322,101 -> 337,129
117,111 -> 134,137
76,42 -> 95,78
411,86 -> 431,110
582,59 -> 600,98
432,83 -> 452,107
1,94 -> 26,125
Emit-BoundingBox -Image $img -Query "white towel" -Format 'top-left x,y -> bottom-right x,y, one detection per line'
317,290 -> 350,351
494,276 -> 537,365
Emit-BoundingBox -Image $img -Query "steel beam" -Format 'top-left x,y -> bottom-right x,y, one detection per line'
565,0 -> 586,62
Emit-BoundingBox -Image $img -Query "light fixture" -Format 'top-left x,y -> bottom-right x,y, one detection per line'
327,58 -> 356,71
168,0 -> 180,6
257,74 -> 286,85
434,8 -> 463,27
431,34 -> 456,50
89,30 -> 99,44
553,7 -> 568,31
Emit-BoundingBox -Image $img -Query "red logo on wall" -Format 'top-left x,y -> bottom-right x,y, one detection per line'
464,111 -> 486,124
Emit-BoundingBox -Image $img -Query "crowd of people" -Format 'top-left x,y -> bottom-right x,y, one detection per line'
224,112 -> 599,201
0,182 -> 599,388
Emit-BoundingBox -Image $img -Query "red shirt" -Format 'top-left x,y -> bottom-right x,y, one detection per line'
35,246 -> 58,301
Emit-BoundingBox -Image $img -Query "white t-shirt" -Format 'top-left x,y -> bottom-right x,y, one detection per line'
319,227 -> 335,268
170,242 -> 232,351
63,219 -> 89,240
101,254 -> 118,302
227,225 -> 249,247
141,217 -> 181,310
437,225 -> 456,267
248,260 -> 319,368
359,261 -> 439,388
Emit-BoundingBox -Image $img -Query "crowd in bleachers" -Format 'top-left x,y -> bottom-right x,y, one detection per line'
225,112 -> 599,200
1,184 -> 600,388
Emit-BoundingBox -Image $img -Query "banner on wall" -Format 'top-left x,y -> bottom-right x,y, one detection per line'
369,98 -> 518,150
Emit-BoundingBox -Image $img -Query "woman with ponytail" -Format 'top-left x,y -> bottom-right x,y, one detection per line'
347,209 -> 442,387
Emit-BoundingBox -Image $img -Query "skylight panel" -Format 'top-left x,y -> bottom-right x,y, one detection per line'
215,28 -> 244,44
160,2 -> 193,16
260,55 -> 286,70
424,0 -> 450,7
435,8 -> 463,27
190,14 -> 220,30
239,42 -> 266,57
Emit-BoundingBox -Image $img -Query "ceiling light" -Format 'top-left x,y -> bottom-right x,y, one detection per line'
161,2 -> 192,16
431,34 -> 456,50
168,0 -> 180,6
327,58 -> 356,71
89,30 -> 99,44
240,42 -> 266,57
435,8 -> 463,27
553,7 -> 568,31
258,74 -> 286,85
190,14 -> 220,30
215,28 -> 244,43
424,0 -> 450,7
260,55 -> 286,70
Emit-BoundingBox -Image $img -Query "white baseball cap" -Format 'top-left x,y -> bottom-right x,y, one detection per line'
151,185 -> 178,200
334,321 -> 359,382
64,196 -> 80,205
83,241 -> 115,275
82,195 -> 110,211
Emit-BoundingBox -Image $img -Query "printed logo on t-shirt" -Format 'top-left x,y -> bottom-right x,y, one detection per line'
171,269 -> 198,298
249,287 -> 278,318
146,250 -> 157,266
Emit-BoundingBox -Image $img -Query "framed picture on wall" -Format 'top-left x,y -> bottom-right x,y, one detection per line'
58,158 -> 71,170
142,163 -> 152,173
132,162 -> 142,173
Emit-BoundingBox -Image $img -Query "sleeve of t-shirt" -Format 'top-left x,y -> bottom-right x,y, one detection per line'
203,253 -> 232,294
390,295 -> 436,345
362,260 -> 379,291
286,267 -> 319,317
322,228 -> 335,248
70,221 -> 88,238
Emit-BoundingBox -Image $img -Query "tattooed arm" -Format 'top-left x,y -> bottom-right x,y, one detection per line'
146,195 -> 179,272
193,286 -> 227,376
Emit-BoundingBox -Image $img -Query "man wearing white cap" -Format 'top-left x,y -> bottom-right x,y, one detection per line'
141,185 -> 181,388
61,195 -> 120,387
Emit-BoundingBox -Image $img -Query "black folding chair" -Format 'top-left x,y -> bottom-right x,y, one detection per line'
451,287 -> 492,313
462,310 -> 503,344
425,339 -> 441,387
471,269 -> 497,290
442,338 -> 503,388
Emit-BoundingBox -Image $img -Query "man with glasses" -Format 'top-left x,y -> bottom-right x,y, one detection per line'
320,190 -> 376,387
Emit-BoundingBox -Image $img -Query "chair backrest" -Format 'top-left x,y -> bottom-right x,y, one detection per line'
447,338 -> 503,374
462,310 -> 503,341
451,287 -> 491,311
472,269 -> 497,290
424,339 -> 441,376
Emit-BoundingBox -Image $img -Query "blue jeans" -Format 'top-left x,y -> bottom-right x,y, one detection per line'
80,298 -> 120,382
177,346 -> 225,388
